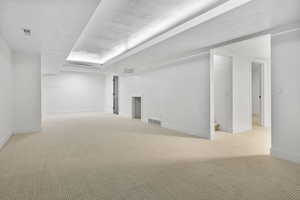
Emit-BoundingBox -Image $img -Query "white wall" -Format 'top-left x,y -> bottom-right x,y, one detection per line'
213,36 -> 271,133
232,55 -> 252,133
261,59 -> 272,128
0,36 -> 13,148
13,52 -> 41,134
214,49 -> 252,133
271,29 -> 300,163
214,55 -> 233,132
42,72 -> 105,115
106,54 -> 211,138
104,74 -> 114,113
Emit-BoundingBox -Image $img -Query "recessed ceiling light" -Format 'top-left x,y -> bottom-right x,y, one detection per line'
23,28 -> 31,36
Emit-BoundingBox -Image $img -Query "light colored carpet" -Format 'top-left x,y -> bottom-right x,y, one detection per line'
0,113 -> 299,200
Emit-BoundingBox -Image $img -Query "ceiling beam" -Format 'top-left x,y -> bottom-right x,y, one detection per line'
104,0 -> 253,67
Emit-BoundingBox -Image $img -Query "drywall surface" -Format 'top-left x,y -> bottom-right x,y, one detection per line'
0,36 -> 13,148
271,30 -> 300,163
262,59 -> 272,128
13,52 -> 41,134
213,35 -> 271,131
214,55 -> 233,132
104,74 -> 114,113
42,72 -> 105,115
106,54 -> 211,138
214,48 -> 252,133
233,55 -> 252,133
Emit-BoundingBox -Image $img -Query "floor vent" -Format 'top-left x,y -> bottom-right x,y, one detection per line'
148,118 -> 161,126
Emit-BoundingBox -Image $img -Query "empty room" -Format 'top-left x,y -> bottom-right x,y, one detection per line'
0,0 -> 300,199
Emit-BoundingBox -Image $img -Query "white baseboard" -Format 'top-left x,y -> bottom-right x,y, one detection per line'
104,107 -> 113,113
162,122 -> 210,139
0,133 -> 12,150
271,147 -> 300,164
233,126 -> 252,134
46,110 -> 104,115
117,114 -> 210,139
13,127 -> 41,135
118,112 -> 132,118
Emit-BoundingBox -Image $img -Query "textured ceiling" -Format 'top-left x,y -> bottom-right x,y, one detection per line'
106,0 -> 300,74
68,0 -> 229,64
1,0 -> 299,75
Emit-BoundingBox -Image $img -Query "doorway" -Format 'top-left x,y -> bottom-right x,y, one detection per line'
132,97 -> 142,119
210,35 -> 271,140
113,76 -> 119,115
252,62 -> 263,126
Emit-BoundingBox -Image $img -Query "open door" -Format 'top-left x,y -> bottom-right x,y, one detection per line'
252,62 -> 263,126
113,76 -> 119,115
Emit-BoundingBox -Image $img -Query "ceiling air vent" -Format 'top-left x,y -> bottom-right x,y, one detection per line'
63,61 -> 102,73
67,61 -> 95,67
123,68 -> 135,74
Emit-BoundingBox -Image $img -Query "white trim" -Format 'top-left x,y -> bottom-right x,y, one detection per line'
105,0 -> 253,66
131,51 -> 210,75
251,56 -> 272,128
232,54 -> 239,133
271,147 -> 300,164
104,107 -> 113,113
45,110 -> 104,115
271,27 -> 300,37
209,50 -> 215,140
118,112 -> 131,118
142,118 -> 148,124
0,134 -> 12,150
162,122 -> 210,139
117,114 -> 209,139
13,127 -> 41,135
248,60 -> 252,129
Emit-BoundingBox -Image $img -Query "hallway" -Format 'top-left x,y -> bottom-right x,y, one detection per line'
0,114 -> 299,200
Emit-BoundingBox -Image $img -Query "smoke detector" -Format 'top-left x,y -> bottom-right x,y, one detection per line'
23,28 -> 31,36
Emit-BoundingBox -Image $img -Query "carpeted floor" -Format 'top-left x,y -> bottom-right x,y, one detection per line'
0,113 -> 299,200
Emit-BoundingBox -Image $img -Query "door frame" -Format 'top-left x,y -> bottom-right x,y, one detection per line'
113,76 -> 119,115
251,59 -> 271,128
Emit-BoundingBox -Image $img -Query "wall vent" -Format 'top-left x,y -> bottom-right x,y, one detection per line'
23,28 -> 31,36
148,118 -> 161,126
